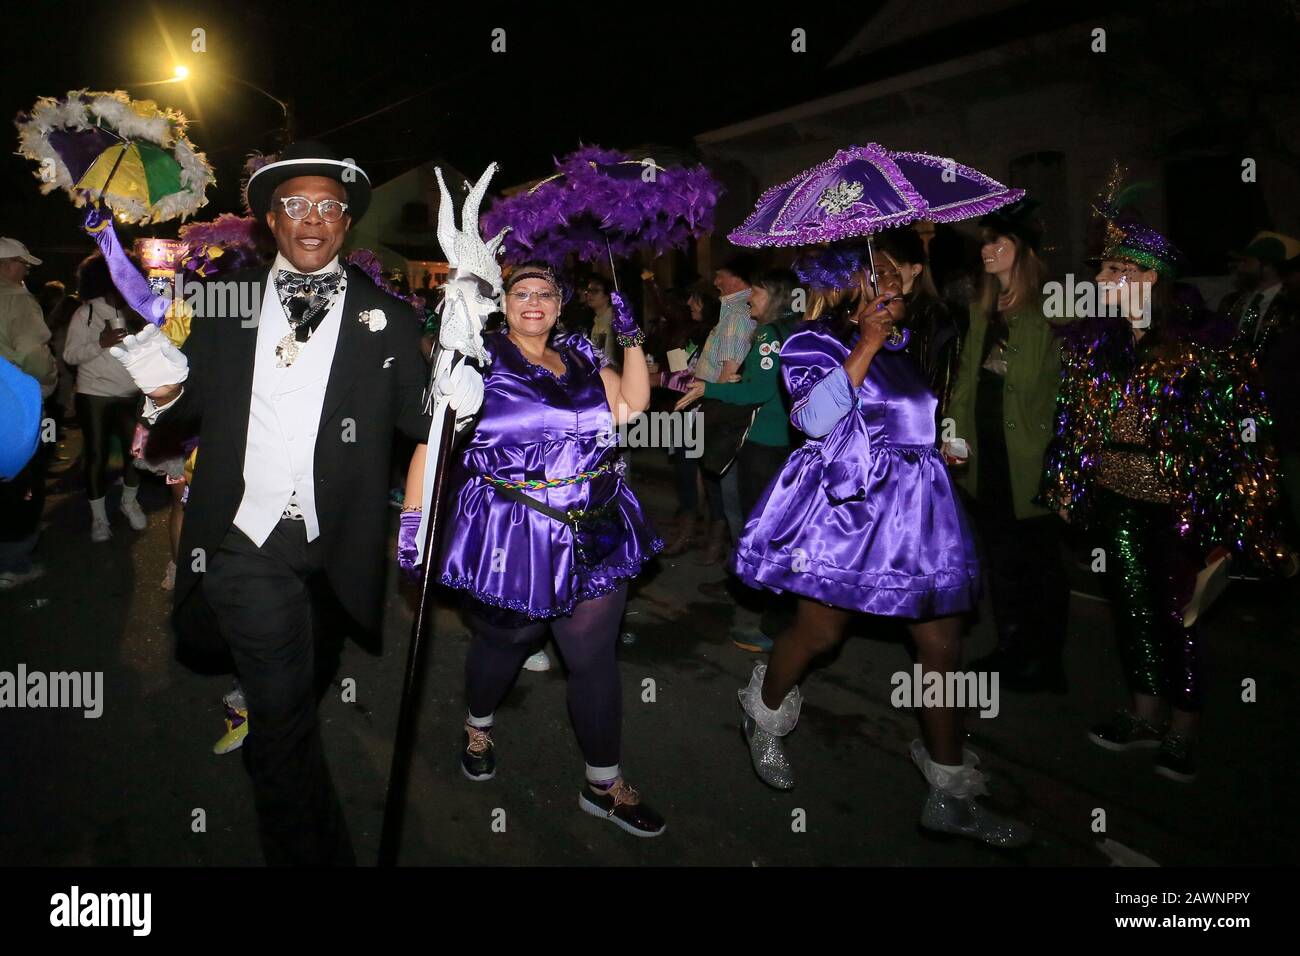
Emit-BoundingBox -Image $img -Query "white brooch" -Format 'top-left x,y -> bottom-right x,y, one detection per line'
359,309 -> 387,331
817,179 -> 865,217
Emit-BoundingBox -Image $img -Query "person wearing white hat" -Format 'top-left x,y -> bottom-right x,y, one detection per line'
0,237 -> 56,399
0,237 -> 56,591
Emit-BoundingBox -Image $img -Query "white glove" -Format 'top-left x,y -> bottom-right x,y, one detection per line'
436,361 -> 483,431
109,324 -> 189,394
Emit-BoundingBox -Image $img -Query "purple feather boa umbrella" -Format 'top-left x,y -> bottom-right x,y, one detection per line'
481,145 -> 722,268
729,143 -> 1023,248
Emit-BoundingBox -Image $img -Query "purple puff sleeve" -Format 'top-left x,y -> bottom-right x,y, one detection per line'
782,324 -> 855,439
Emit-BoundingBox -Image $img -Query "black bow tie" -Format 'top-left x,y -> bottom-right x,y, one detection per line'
275,268 -> 344,343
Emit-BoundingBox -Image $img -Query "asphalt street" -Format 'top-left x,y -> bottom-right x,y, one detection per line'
3,429 -> 1298,866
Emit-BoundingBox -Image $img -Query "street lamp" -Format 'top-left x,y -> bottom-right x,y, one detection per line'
129,64 -> 293,145
163,64 -> 293,144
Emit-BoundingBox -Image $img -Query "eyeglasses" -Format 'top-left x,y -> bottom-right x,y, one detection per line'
277,196 -> 349,223
1099,262 -> 1143,277
508,290 -> 559,304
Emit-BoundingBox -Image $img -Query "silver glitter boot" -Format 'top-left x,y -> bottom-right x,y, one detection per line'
910,740 -> 1032,849
738,664 -> 801,790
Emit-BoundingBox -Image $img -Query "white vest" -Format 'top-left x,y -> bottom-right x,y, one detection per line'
233,260 -> 344,546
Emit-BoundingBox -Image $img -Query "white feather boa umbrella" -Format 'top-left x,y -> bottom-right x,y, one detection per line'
15,89 -> 214,224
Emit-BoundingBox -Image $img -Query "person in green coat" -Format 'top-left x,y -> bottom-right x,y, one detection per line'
944,199 -> 1070,692
677,269 -> 798,652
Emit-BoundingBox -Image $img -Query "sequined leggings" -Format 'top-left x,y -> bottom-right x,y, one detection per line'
1095,489 -> 1202,711
464,585 -> 627,767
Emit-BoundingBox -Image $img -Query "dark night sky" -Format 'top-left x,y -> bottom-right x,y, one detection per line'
2,0 -> 879,270
2,0 -> 1154,280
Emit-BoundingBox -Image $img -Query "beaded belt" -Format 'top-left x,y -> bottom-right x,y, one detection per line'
481,461 -> 611,492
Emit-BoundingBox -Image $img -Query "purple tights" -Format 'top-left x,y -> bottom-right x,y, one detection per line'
465,584 -> 628,768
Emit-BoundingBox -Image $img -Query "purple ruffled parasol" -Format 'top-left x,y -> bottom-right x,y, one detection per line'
728,143 -> 1023,248
481,145 -> 722,268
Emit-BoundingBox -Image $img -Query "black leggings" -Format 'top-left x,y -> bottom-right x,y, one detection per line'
465,585 -> 627,769
75,393 -> 140,500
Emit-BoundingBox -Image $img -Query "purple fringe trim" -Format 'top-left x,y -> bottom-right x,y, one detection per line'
438,539 -> 663,620
730,143 -> 1024,248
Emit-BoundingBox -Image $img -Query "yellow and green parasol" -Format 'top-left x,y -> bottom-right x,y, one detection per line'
15,89 -> 215,225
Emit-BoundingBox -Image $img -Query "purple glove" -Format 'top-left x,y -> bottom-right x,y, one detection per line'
609,291 -> 645,349
83,205 -> 169,327
397,510 -> 422,580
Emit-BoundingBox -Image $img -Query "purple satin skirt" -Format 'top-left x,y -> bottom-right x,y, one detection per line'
440,439 -> 662,620
731,442 -> 979,618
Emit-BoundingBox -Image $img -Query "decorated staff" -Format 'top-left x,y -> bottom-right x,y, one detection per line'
380,165 -> 498,864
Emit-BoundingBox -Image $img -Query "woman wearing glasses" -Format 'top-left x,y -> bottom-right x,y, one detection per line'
401,262 -> 666,837
730,252 -> 1031,848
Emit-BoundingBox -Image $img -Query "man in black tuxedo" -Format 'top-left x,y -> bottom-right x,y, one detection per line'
115,142 -> 472,864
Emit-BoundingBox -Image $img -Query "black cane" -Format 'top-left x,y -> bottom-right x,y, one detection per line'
378,348 -> 461,866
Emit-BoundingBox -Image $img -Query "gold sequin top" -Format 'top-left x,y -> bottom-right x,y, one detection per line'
1097,400 -> 1173,503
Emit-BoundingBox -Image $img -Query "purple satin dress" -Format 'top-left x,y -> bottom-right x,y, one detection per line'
439,330 -> 662,619
731,320 -> 980,618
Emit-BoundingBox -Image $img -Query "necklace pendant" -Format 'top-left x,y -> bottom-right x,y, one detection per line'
276,332 -> 300,367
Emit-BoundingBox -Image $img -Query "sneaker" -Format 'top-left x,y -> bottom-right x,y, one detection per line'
731,629 -> 774,653
91,517 -> 112,543
0,564 -> 46,591
522,649 -> 551,672
578,778 -> 666,838
1087,710 -> 1165,752
120,496 -> 148,531
213,704 -> 249,755
160,560 -> 176,591
1154,731 -> 1198,783
461,724 -> 496,781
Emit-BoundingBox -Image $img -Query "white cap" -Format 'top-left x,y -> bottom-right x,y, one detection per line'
0,238 -> 42,266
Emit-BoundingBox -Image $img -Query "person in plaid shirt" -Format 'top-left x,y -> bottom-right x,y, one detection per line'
694,256 -> 756,564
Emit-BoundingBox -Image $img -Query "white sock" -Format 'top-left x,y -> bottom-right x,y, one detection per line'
586,763 -> 621,787
89,497 -> 108,522
466,711 -> 494,730
933,761 -> 964,775
122,485 -> 139,503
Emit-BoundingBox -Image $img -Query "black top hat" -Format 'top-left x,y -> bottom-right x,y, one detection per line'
978,197 -> 1043,251
246,141 -> 371,223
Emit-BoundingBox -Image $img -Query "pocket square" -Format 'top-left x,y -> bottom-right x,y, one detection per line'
383,356 -> 395,368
